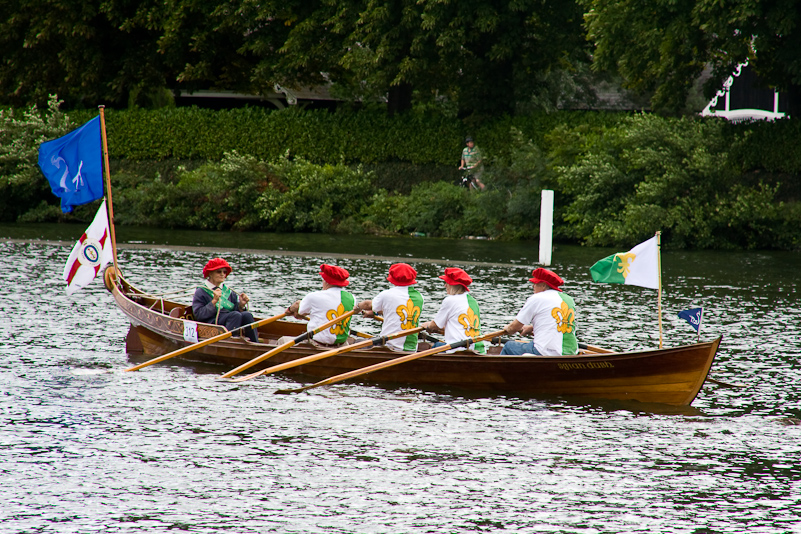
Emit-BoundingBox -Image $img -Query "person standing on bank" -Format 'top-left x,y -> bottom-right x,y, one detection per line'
359,263 -> 424,352
420,267 -> 486,354
459,136 -> 486,191
192,258 -> 258,342
500,268 -> 578,355
286,264 -> 355,346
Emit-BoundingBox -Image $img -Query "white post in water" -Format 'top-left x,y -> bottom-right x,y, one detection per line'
539,189 -> 554,266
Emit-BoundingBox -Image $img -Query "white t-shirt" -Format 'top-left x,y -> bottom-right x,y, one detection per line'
432,293 -> 486,354
372,285 -> 424,351
298,287 -> 354,345
515,289 -> 578,355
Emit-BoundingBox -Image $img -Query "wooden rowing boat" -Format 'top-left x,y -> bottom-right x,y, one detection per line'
105,268 -> 721,406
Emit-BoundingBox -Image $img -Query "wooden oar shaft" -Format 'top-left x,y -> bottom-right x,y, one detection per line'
124,312 -> 287,372
278,329 -> 505,394
578,342 -> 614,354
234,327 -> 424,383
220,308 -> 358,379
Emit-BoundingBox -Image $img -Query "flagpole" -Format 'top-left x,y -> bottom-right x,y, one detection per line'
697,307 -> 703,343
656,231 -> 663,349
98,105 -> 119,278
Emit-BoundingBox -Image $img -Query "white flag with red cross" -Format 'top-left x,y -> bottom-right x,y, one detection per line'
63,200 -> 113,295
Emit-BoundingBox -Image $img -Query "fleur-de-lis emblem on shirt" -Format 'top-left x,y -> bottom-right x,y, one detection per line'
458,307 -> 481,337
327,303 -> 351,335
614,252 -> 637,278
551,302 -> 575,334
396,299 -> 421,329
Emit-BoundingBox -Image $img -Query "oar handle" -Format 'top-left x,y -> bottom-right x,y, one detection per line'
276,329 -> 506,394
370,314 -> 440,343
234,326 -> 425,383
220,308 -> 359,379
124,312 -> 287,372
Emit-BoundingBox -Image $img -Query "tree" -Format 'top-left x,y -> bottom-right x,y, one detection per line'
0,96 -> 74,221
231,0 -> 592,116
1,0 -> 594,116
581,0 -> 801,116
0,0 -> 175,108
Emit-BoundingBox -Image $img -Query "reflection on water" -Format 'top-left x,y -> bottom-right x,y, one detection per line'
1,229 -> 800,533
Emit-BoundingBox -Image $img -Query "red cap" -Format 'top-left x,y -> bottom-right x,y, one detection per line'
387,263 -> 417,286
320,264 -> 350,287
439,267 -> 472,291
203,258 -> 232,278
529,267 -> 563,291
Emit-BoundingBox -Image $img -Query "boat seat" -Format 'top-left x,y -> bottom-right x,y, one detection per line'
169,306 -> 194,320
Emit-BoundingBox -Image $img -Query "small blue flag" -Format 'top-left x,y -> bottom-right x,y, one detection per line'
678,307 -> 703,333
38,116 -> 104,213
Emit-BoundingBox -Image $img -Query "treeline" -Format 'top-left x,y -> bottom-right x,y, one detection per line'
0,0 -> 590,117
2,101 -> 799,250
4,0 -> 800,118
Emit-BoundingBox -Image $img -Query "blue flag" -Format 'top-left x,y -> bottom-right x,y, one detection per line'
678,307 -> 703,332
38,116 -> 104,213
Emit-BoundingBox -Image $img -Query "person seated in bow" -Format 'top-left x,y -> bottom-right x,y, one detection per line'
420,267 -> 486,354
286,264 -> 355,346
499,267 -> 578,356
358,263 -> 424,352
192,258 -> 258,342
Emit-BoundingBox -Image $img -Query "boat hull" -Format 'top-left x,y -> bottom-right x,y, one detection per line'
107,269 -> 721,406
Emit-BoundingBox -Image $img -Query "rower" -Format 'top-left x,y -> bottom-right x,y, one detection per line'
420,267 -> 486,354
192,258 -> 258,342
358,263 -> 424,351
286,264 -> 355,346
499,267 -> 578,355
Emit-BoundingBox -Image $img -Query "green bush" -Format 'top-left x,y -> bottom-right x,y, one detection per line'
113,152 -> 273,230
0,96 -> 75,221
361,181 -> 507,238
257,157 -> 374,232
552,113 -> 799,249
59,106 -> 632,168
4,101 -> 801,250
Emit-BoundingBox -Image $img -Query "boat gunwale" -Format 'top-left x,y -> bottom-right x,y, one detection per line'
108,269 -> 721,365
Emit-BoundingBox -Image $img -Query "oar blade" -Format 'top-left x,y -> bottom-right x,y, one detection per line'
124,312 -> 287,373
274,386 -> 308,395
220,341 -> 293,379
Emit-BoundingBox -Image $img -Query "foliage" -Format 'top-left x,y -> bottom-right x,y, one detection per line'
58,106 -> 628,168
0,0 -> 173,109
553,113 -> 799,249
257,157 -> 374,232
113,152 -> 273,230
0,96 -> 75,221
581,0 -> 801,116
4,102 -> 801,250
727,118 -> 801,174
0,0 -> 596,116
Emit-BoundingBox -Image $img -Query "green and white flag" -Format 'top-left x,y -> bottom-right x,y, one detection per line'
590,236 -> 659,289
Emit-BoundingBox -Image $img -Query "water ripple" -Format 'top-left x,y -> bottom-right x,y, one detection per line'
1,241 -> 800,533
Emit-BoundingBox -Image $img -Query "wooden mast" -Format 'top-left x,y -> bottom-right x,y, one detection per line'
98,106 -> 119,278
656,230 -> 663,349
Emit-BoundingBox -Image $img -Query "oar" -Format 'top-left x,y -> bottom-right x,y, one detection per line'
232,326 -> 425,383
124,312 -> 288,372
275,329 -> 506,395
368,313 -> 442,344
220,308 -> 358,379
705,376 -> 747,388
578,342 -> 615,354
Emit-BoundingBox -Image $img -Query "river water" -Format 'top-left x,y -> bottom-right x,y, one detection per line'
2,224 -> 800,533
